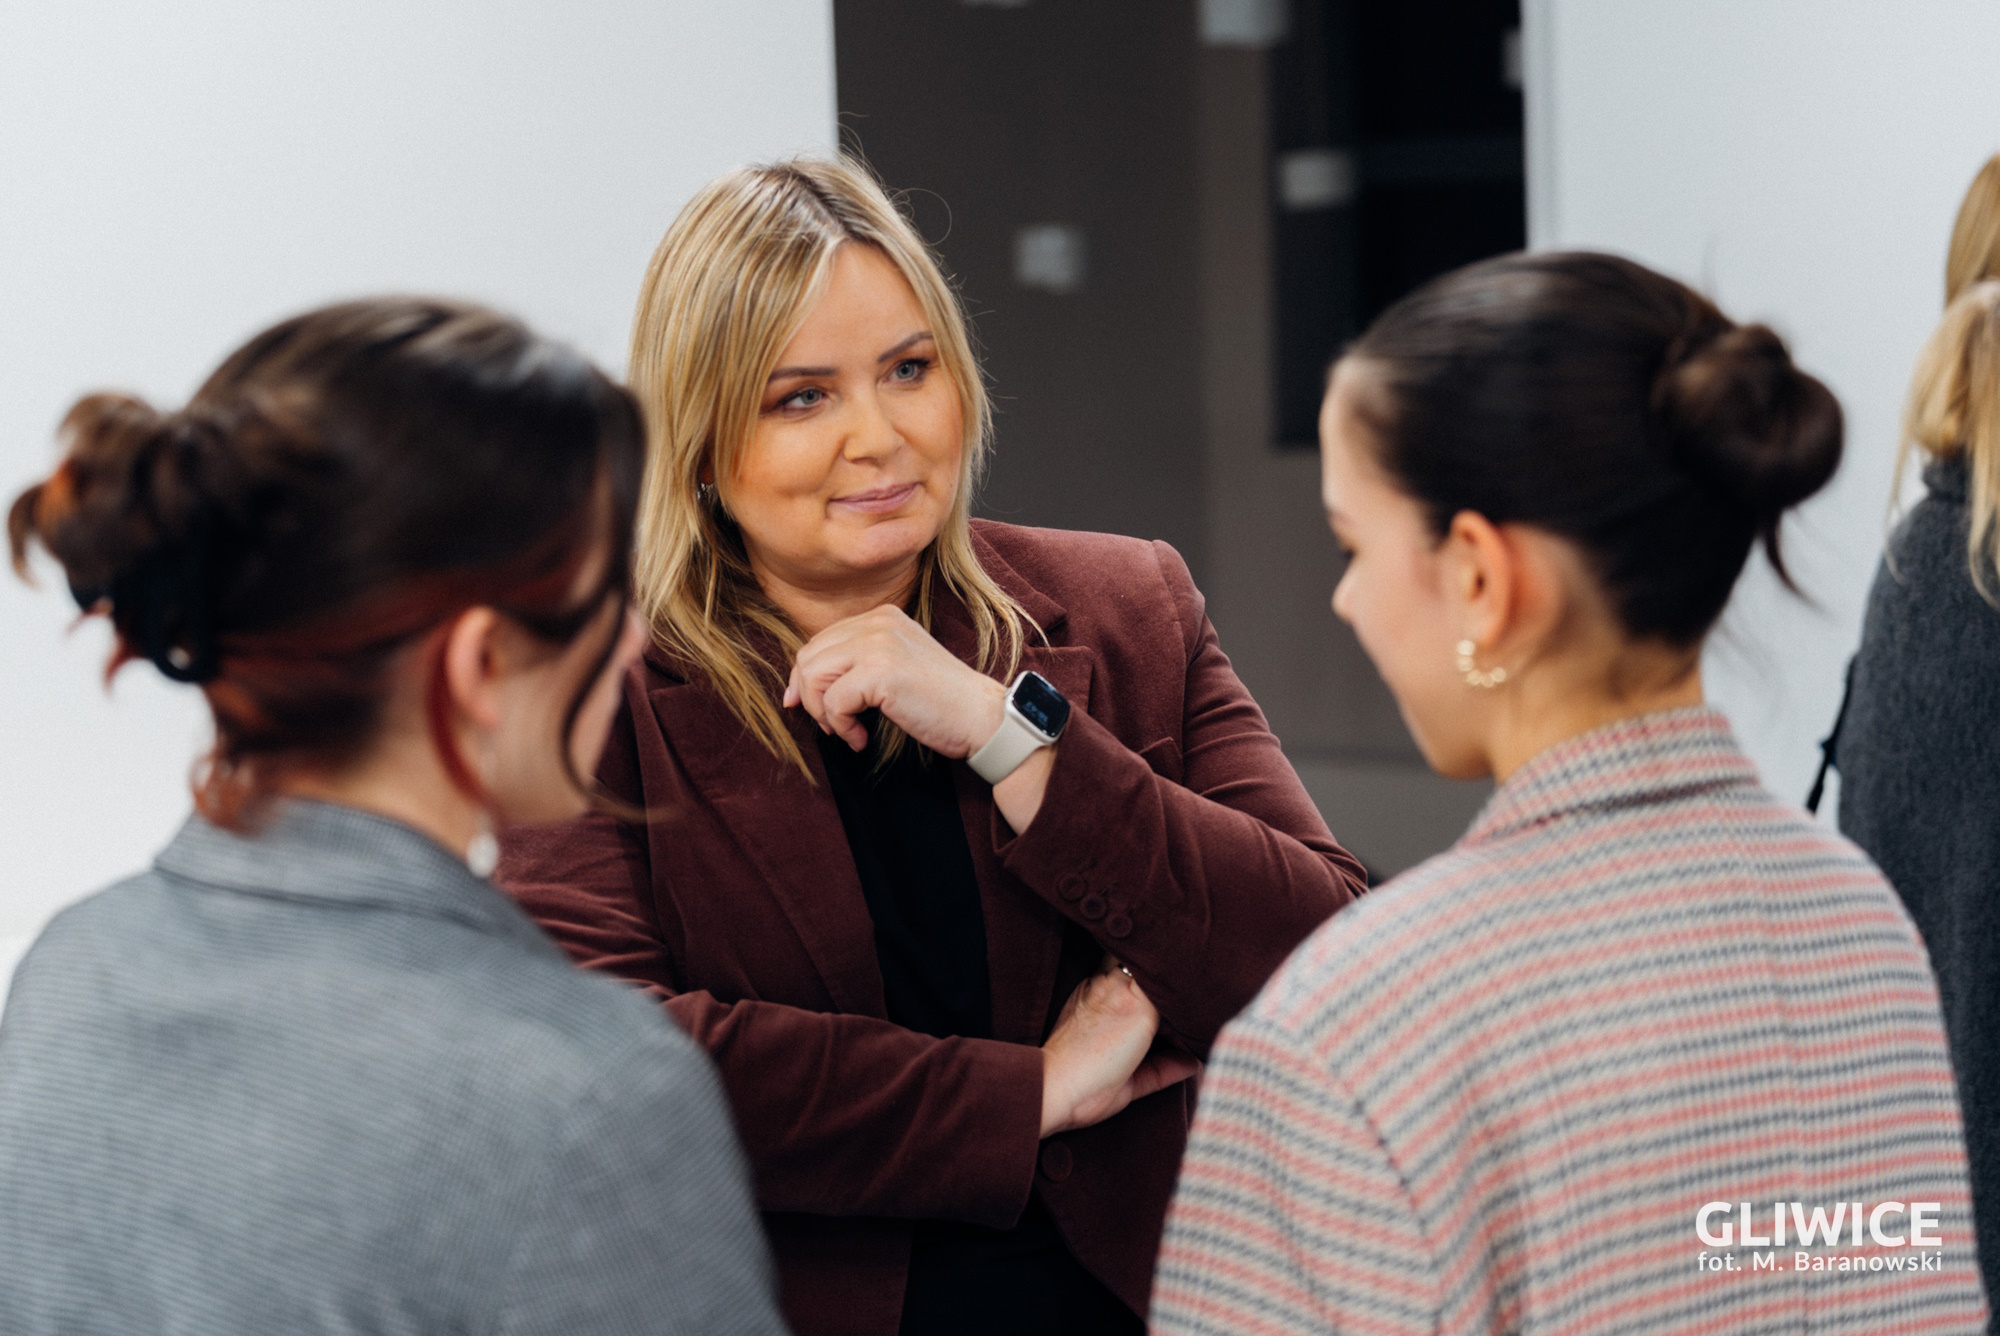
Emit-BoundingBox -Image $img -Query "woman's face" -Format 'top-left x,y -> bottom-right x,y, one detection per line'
726,243 -> 964,600
1320,363 -> 1488,779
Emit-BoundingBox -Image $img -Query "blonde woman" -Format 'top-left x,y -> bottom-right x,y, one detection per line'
498,158 -> 1367,1336
1837,276 -> 2000,1322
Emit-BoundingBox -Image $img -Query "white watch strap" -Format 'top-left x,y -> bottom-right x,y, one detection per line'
969,708 -> 1049,785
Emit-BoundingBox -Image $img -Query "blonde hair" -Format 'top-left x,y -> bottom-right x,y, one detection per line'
628,157 -> 1029,776
1898,279 -> 2000,601
1947,155 -> 2000,304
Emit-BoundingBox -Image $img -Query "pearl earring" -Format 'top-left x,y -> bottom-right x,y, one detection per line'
466,811 -> 499,878
465,733 -> 499,878
1455,638 -> 1509,690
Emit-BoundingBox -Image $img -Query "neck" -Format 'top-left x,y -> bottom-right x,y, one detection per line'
271,733 -> 481,862
1485,659 -> 1705,784
752,555 -> 923,638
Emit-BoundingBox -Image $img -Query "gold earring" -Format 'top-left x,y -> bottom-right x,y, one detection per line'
1456,638 -> 1509,689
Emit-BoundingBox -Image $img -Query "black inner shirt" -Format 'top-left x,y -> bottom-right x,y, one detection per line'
815,723 -> 1140,1336
817,724 -> 992,1041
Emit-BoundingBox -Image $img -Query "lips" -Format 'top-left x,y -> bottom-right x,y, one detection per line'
831,482 -> 920,515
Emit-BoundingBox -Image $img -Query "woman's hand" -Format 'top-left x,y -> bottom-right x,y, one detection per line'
1039,959 -> 1202,1138
784,605 -> 1006,756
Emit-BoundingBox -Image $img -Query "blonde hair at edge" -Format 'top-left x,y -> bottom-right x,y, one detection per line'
1900,279 -> 2000,602
1946,153 -> 2000,304
629,157 -> 1031,777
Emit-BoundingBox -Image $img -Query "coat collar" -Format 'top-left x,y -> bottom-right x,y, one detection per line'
1464,706 -> 1757,847
153,799 -> 558,952
1923,453 -> 1968,503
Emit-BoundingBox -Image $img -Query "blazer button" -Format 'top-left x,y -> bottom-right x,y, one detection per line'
1103,911 -> 1133,939
1040,1141 -> 1073,1182
1056,874 -> 1086,902
1078,894 -> 1107,921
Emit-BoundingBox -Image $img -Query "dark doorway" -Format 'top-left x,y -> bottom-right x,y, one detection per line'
1271,0 -> 1525,443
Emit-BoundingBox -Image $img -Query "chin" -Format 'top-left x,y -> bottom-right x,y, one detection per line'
839,516 -> 942,569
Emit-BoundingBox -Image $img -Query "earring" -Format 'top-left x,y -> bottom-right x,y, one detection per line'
465,733 -> 499,878
697,481 -> 716,507
1456,638 -> 1509,690
465,811 -> 499,878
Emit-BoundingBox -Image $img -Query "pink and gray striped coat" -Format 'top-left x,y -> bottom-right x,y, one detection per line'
1154,708 -> 1986,1334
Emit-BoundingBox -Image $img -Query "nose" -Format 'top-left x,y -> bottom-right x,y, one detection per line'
843,383 -> 902,465
1330,568 -> 1354,624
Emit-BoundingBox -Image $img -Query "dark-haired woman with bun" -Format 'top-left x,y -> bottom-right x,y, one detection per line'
0,300 -> 783,1335
1153,253 -> 1986,1334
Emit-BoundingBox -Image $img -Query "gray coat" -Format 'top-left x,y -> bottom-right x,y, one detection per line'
1840,454 -> 2000,1325
0,800 -> 785,1335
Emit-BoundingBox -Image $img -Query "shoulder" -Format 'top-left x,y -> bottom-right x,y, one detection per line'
974,517 -> 1189,585
27,864 -> 708,1137
1241,844 -> 1507,1068
1878,488 -> 1975,600
972,519 -> 1200,646
10,871 -> 184,996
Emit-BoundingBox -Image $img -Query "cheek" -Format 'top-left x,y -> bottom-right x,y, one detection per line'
1343,549 -> 1447,692
899,385 -> 965,484
730,424 -> 838,554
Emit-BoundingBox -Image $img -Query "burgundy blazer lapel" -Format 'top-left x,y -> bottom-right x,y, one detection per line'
645,671 -> 888,1020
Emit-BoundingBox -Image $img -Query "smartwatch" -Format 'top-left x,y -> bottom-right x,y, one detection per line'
969,671 -> 1071,784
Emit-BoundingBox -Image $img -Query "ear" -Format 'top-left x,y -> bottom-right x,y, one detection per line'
439,607 -> 505,734
1444,511 -> 1576,668
1441,509 -> 1518,655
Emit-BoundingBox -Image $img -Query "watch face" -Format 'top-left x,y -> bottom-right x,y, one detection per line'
1012,671 -> 1070,739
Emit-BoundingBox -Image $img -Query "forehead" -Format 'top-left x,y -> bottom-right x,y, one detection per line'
1319,363 -> 1386,502
786,245 -> 925,349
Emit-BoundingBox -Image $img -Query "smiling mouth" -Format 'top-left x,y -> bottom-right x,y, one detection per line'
832,482 -> 920,514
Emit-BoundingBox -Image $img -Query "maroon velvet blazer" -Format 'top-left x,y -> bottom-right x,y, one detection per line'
498,521 -> 1366,1335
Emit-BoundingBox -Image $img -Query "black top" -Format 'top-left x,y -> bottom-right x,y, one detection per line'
1838,454 -> 2000,1323
816,727 -> 1139,1336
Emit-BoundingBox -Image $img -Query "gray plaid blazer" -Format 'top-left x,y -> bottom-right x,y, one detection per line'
0,800 -> 784,1335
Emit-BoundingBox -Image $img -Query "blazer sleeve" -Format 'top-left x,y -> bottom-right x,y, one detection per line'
498,696 -> 1044,1229
992,540 -> 1367,1053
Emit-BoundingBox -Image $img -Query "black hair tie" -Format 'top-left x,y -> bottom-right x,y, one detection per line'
71,499 -> 223,685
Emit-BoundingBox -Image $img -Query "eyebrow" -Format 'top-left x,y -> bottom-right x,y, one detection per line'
766,331 -> 936,383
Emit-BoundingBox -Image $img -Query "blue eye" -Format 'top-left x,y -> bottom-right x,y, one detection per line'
890,357 -> 930,382
781,386 -> 825,410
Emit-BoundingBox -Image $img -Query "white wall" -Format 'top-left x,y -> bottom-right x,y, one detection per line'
1524,0 -> 2000,805
0,1 -> 835,987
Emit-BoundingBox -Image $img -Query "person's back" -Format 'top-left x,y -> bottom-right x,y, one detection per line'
0,298 -> 784,1334
1840,276 -> 2000,1324
0,803 -> 775,1333
1154,251 -> 1986,1333
1161,707 -> 1980,1332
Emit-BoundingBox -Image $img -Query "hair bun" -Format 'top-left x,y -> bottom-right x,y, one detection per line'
7,393 -> 229,680
1652,323 -> 1844,519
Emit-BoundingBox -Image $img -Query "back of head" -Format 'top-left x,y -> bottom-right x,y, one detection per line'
1947,154 -> 2000,305
9,298 -> 644,823
1346,251 -> 1843,647
1902,279 -> 2000,599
